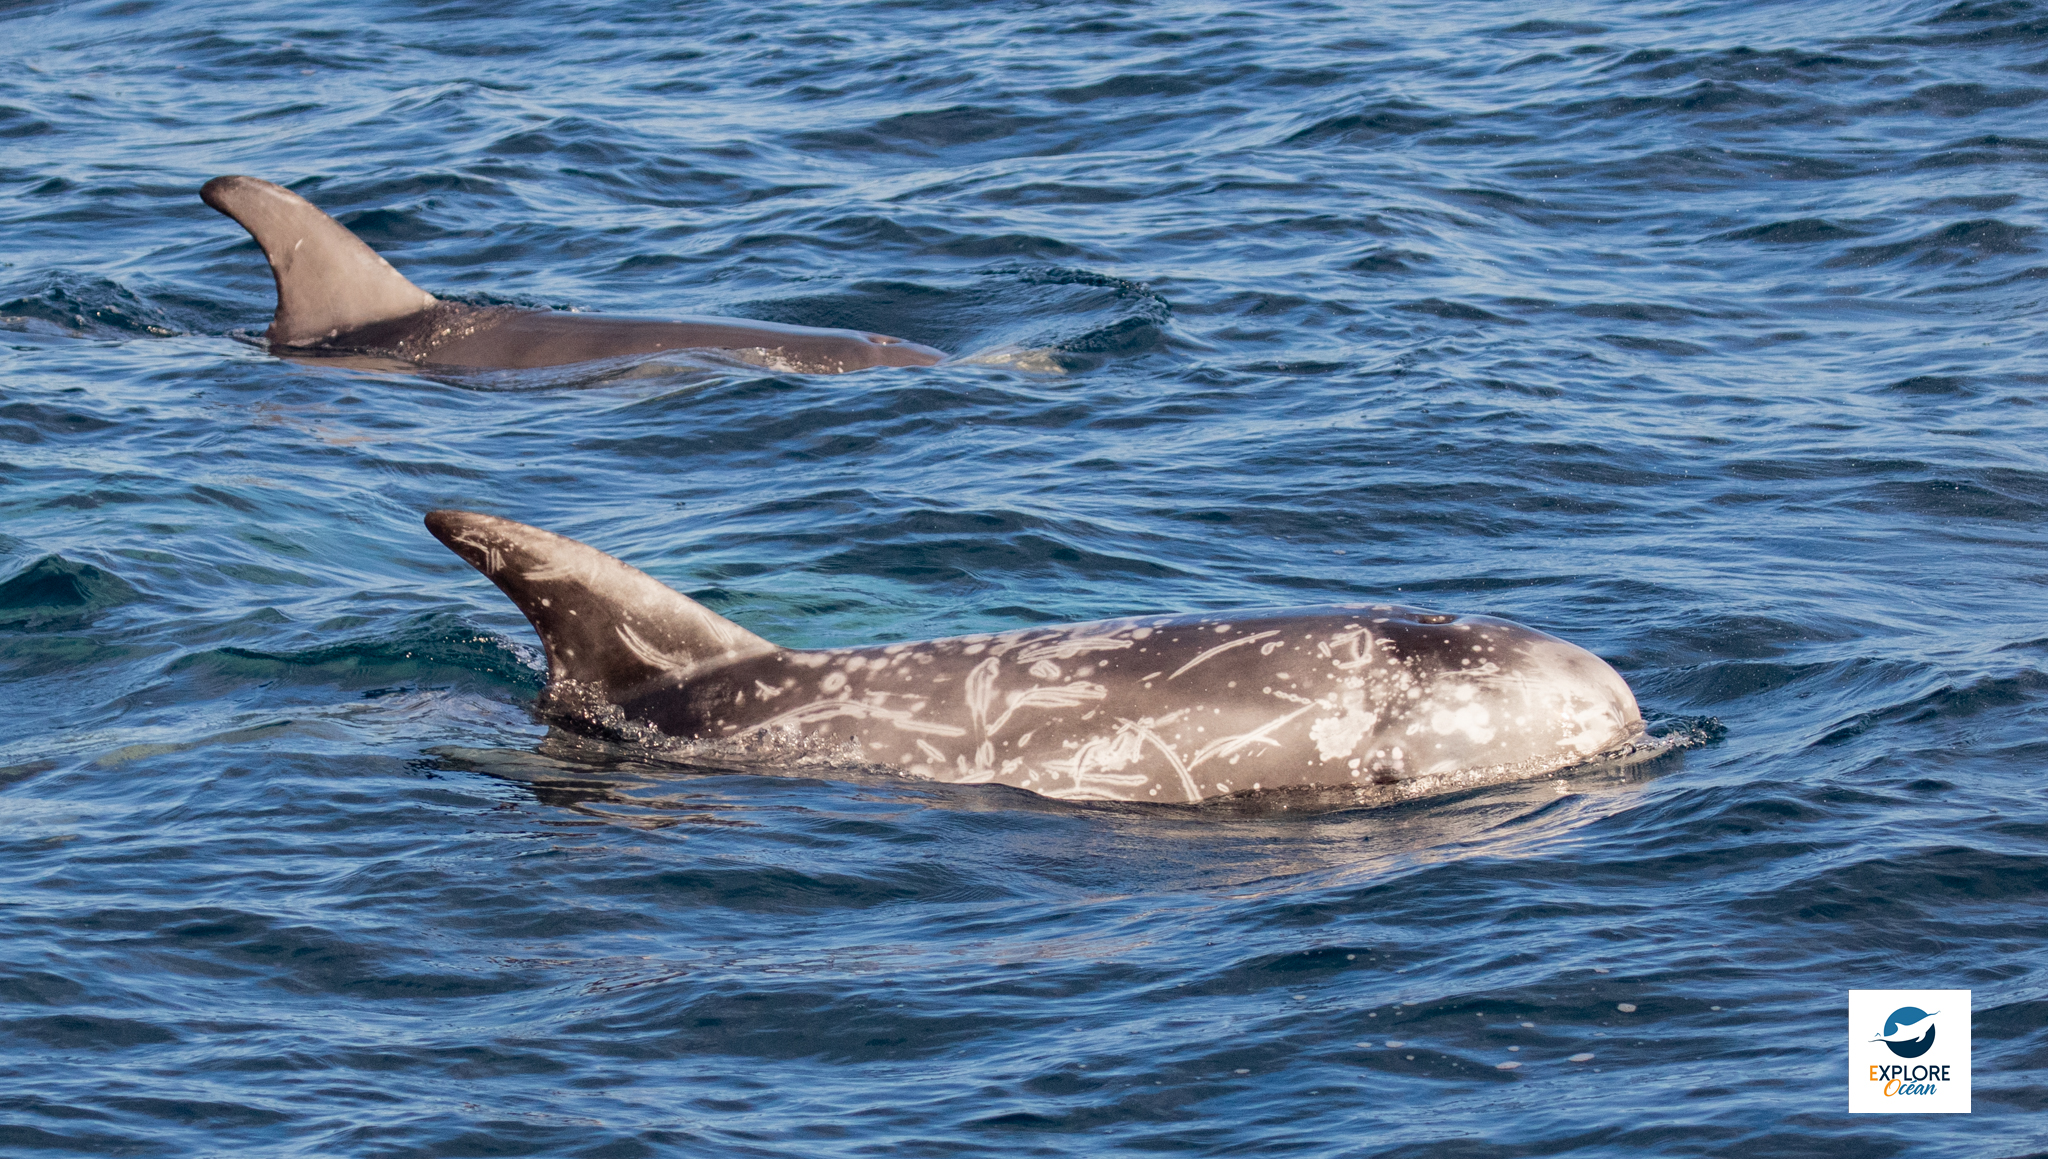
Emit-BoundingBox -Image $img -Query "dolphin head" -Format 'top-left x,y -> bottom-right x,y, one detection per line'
1441,614 -> 1643,767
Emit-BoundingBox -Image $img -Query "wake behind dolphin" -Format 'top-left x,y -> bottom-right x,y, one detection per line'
426,510 -> 1647,805
201,176 -> 945,373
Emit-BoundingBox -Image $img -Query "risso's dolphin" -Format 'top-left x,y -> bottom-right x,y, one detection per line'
201,176 -> 945,373
426,510 -> 1645,805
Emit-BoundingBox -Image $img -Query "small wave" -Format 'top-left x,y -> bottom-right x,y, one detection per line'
426,741 -> 762,831
1823,218 -> 2038,269
1925,0 -> 2034,25
0,555 -> 139,630
1715,218 -> 1874,244
1878,374 -> 1974,397
1728,846 -> 2048,932
0,398 -> 123,445
0,103 -> 55,139
1910,133 -> 2048,170
794,103 -> 1058,157
165,622 -> 544,696
1495,19 -> 1607,36
736,265 -> 1175,368
1851,475 -> 2048,521
0,273 -> 183,338
1394,298 -> 1521,325
1815,670 -> 2048,746
1860,81 -> 2048,118
1607,46 -> 1897,84
1556,81 -> 1794,122
1285,102 -> 1458,145
1645,660 -> 1832,707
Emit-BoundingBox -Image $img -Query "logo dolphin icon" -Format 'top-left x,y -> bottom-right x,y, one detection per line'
1874,1008 -> 1938,1058
1872,1013 -> 1937,1042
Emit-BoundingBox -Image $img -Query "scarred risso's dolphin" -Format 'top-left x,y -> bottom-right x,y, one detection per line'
200,176 -> 945,373
425,510 -> 1646,805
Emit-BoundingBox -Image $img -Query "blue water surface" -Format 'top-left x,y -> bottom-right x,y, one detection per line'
3,0 -> 2046,1154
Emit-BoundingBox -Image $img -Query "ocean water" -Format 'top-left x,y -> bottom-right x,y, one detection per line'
3,0 -> 2046,1153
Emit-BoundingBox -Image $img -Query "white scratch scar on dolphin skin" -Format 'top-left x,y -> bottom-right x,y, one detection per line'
964,656 -> 1000,734
1168,629 -> 1282,680
1118,713 -> 1203,802
615,623 -> 752,681
985,681 -> 1110,736
615,623 -> 698,679
1012,635 -> 1134,664
750,697 -> 969,738
450,530 -> 505,576
1070,702 -> 1321,802
520,560 -> 587,584
1186,702 -> 1320,771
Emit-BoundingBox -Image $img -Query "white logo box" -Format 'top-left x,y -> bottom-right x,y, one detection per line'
1848,989 -> 1971,1114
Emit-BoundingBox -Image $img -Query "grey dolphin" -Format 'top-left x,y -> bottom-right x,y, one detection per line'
201,176 -> 945,373
426,510 -> 1644,805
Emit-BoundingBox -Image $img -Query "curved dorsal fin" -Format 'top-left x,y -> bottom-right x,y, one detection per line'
425,510 -> 779,713
202,175 -> 437,346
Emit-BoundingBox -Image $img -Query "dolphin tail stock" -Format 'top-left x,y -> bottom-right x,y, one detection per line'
424,510 -> 778,715
201,175 -> 438,347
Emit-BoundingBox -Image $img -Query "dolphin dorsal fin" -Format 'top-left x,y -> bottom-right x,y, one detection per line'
202,176 -> 437,346
425,510 -> 779,712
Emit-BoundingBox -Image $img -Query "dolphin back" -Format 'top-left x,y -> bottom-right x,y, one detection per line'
425,510 -> 779,717
202,175 -> 437,347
